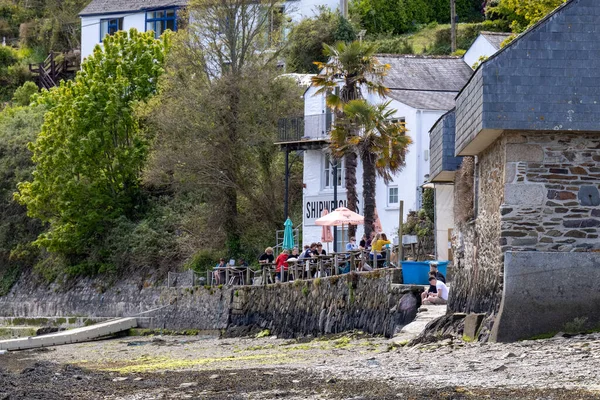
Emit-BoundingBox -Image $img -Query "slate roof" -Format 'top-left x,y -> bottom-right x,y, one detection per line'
80,0 -> 187,16
375,55 -> 473,110
480,31 -> 511,50
386,90 -> 457,111
455,0 -> 600,155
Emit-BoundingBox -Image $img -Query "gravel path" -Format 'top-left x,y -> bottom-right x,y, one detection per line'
1,331 -> 600,399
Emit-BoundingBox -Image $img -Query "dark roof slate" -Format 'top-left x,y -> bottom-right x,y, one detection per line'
387,90 -> 458,111
376,55 -> 473,92
480,31 -> 511,50
80,0 -> 186,16
375,55 -> 473,110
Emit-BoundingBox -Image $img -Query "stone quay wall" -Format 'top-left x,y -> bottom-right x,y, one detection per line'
228,270 -> 420,338
0,270 -> 420,338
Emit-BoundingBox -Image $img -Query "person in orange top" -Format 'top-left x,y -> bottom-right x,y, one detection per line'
275,249 -> 290,282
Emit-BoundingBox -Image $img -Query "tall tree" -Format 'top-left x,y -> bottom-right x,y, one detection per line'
331,100 -> 411,238
144,0 -> 303,259
486,0 -> 566,33
311,41 -> 389,237
15,29 -> 170,260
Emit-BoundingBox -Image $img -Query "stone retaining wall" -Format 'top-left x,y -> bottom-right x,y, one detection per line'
227,271 -> 420,338
0,270 -> 421,338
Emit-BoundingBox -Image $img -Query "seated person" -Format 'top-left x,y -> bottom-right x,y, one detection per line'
359,234 -> 367,250
346,237 -> 358,251
430,262 -> 446,283
213,258 -> 227,285
289,247 -> 300,259
316,242 -> 327,256
238,258 -> 249,268
422,276 -> 449,305
422,272 -> 438,298
274,249 -> 290,282
370,233 -> 391,266
258,247 -> 274,264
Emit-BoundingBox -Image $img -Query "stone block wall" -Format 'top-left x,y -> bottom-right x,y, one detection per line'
501,132 -> 600,252
451,130 -> 600,317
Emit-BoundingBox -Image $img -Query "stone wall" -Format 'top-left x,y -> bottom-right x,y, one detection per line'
452,131 -> 600,317
501,132 -> 600,253
450,138 -> 505,315
0,270 -> 420,339
228,271 -> 419,338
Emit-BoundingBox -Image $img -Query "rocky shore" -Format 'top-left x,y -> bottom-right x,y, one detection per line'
1,330 -> 600,399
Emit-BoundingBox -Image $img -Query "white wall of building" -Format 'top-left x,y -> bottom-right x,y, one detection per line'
463,35 -> 497,70
81,13 -> 146,60
82,0 -> 339,62
301,88 -> 445,248
434,184 -> 454,261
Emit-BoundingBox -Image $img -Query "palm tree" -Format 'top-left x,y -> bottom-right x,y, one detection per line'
331,99 -> 411,238
311,41 -> 389,237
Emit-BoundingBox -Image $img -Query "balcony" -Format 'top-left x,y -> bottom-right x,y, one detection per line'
276,114 -> 332,150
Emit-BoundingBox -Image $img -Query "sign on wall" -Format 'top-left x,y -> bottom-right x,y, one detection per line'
304,194 -> 361,226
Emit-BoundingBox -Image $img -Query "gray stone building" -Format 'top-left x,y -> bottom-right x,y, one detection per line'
430,0 -> 600,341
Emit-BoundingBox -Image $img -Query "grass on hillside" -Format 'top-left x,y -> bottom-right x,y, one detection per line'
367,21 -> 511,56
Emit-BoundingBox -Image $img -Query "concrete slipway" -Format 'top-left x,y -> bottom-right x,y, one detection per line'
0,317 -> 137,351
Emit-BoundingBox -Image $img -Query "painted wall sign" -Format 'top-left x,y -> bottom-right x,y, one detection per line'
304,194 -> 361,225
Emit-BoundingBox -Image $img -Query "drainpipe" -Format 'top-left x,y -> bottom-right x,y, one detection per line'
416,110 -> 423,210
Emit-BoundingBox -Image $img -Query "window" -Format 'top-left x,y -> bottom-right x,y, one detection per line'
146,8 -> 178,38
323,154 -> 345,190
335,227 -> 349,252
388,186 -> 399,206
100,18 -> 123,41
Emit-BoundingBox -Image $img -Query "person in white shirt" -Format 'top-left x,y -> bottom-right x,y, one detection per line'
422,276 -> 449,305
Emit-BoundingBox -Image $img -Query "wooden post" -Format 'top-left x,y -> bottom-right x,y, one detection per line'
398,200 -> 404,265
225,267 -> 230,286
350,252 -> 355,272
333,254 -> 338,275
385,247 -> 390,268
318,257 -> 323,278
247,266 -> 251,286
450,0 -> 457,53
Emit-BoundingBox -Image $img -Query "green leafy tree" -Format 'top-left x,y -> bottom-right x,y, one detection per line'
15,29 -> 170,263
486,0 -> 566,33
144,0 -> 303,260
0,104 -> 46,294
331,100 -> 411,237
312,41 -> 389,237
11,81 -> 38,106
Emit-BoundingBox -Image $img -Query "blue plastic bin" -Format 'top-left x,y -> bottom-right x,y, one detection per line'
401,261 -> 448,285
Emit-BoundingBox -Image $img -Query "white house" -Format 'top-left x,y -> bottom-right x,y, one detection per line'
463,31 -> 511,69
79,0 -> 340,61
292,55 -> 472,250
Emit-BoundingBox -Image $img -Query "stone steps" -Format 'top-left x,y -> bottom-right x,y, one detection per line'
392,304 -> 448,343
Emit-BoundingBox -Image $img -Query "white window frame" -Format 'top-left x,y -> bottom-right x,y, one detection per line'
388,186 -> 399,207
323,153 -> 345,190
